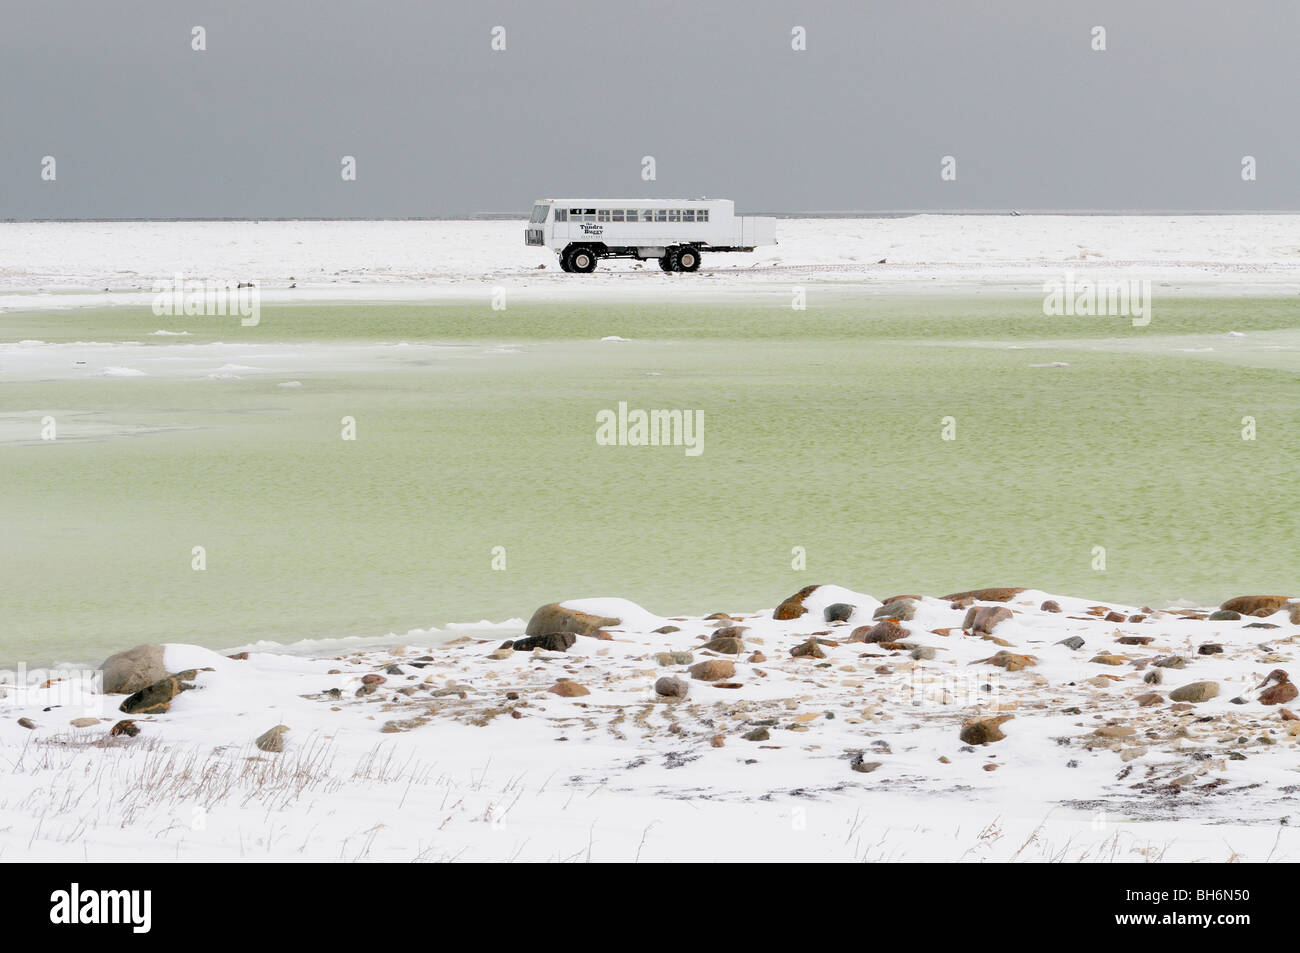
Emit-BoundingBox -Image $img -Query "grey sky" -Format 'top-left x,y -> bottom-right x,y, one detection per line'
2,0 -> 1295,219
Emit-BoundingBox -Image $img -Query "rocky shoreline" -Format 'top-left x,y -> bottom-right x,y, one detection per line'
5,584 -> 1300,861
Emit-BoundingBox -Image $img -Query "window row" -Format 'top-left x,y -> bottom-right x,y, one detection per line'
555,208 -> 710,223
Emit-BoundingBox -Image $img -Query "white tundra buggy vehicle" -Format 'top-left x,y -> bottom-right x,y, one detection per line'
524,198 -> 777,273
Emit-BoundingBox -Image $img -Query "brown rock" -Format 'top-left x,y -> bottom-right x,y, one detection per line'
109,719 -> 140,737
960,713 -> 1013,745
1260,682 -> 1298,706
1257,671 -> 1298,706
701,635 -> 746,655
1040,600 -> 1062,613
747,651 -> 766,663
525,602 -> 620,637
1135,692 -> 1163,707
942,587 -> 1025,603
1104,611 -> 1126,623
548,679 -> 591,697
773,584 -> 822,621
689,660 -> 736,681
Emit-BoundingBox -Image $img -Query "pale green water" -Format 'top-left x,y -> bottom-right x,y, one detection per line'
2,294 -> 1297,666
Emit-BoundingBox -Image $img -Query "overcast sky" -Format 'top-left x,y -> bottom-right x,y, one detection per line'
1,0 -> 1295,218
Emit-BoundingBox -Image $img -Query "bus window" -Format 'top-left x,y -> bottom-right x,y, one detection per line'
555,208 -> 567,221
529,204 -> 549,223
699,210 -> 709,222
654,209 -> 668,222
668,209 -> 681,222
683,210 -> 696,222
611,209 -> 625,222
598,209 -> 611,222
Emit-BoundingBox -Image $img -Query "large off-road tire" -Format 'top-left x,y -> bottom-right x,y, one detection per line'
559,254 -> 572,272
675,246 -> 701,272
565,245 -> 597,273
658,255 -> 674,272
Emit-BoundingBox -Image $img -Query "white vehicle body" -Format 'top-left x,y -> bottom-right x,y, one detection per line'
524,198 -> 776,272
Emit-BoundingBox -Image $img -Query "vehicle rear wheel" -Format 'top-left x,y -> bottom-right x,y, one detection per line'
676,246 -> 701,272
658,255 -> 674,272
565,245 -> 597,273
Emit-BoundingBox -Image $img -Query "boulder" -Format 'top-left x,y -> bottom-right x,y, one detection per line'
1168,681 -> 1219,703
1040,600 -> 1062,613
654,676 -> 689,699
942,587 -> 1025,603
548,679 -> 590,697
1219,595 -> 1290,617
1260,682 -> 1298,706
689,660 -> 736,681
99,644 -> 167,695
1257,670 -> 1298,706
773,584 -> 822,621
119,670 -> 197,715
525,603 -> 620,638
701,636 -> 745,655
1207,609 -> 1241,621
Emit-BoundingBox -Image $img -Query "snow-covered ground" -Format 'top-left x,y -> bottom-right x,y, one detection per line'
4,586 -> 1299,862
1,215 -> 1297,312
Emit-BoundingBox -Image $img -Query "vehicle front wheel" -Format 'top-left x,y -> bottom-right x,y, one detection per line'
675,246 -> 701,272
565,246 -> 597,273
